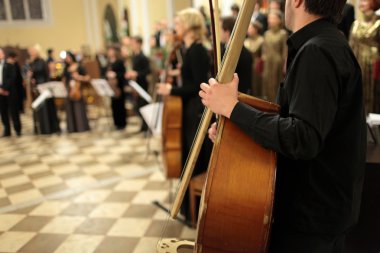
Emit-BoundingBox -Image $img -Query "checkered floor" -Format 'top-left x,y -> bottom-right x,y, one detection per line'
0,110 -> 195,253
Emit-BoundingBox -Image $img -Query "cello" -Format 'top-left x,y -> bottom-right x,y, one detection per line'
157,0 -> 280,252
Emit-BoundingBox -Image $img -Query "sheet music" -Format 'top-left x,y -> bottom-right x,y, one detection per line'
139,102 -> 163,135
36,81 -> 67,98
91,79 -> 115,97
31,90 -> 52,109
367,113 -> 380,127
128,80 -> 152,103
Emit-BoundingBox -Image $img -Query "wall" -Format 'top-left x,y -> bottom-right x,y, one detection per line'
173,0 -> 192,13
0,0 -> 88,57
0,0 -> 363,58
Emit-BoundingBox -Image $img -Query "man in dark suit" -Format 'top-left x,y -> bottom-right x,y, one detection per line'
220,16 -> 253,94
0,48 -> 21,137
125,36 -> 151,132
7,51 -> 25,113
338,3 -> 355,39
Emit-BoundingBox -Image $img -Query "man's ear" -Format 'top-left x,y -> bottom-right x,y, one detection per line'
294,0 -> 303,9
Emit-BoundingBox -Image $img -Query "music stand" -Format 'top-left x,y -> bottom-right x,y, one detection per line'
36,81 -> 68,98
90,79 -> 115,130
367,113 -> 380,144
139,102 -> 163,136
31,90 -> 53,110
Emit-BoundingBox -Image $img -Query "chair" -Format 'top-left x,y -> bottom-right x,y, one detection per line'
189,172 -> 207,228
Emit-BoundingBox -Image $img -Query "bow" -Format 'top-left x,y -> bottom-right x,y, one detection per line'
169,0 -> 256,219
209,0 -> 221,74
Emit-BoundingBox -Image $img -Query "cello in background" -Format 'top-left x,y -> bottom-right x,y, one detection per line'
161,35 -> 183,179
157,0 -> 279,252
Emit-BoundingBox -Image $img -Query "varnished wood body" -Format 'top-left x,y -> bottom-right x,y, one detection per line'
196,94 -> 280,253
162,95 -> 183,179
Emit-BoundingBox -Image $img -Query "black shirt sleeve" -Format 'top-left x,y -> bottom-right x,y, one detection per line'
230,45 -> 339,160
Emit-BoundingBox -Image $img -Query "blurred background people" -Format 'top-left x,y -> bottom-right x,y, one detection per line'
0,48 -> 21,137
220,16 -> 253,94
338,3 -> 356,39
62,51 -> 90,133
245,21 -> 264,97
350,0 -> 380,114
7,51 -> 25,114
125,36 -> 151,133
230,3 -> 240,18
106,46 -> 127,130
28,44 -> 61,135
262,10 -> 287,102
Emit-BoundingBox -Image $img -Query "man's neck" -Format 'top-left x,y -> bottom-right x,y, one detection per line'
292,15 -> 322,33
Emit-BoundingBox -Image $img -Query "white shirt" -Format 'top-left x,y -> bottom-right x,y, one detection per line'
0,60 -> 4,86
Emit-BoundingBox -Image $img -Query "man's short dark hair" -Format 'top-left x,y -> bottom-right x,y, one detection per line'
304,0 -> 346,24
231,3 -> 239,12
132,36 -> 143,45
221,16 -> 236,34
7,51 -> 17,58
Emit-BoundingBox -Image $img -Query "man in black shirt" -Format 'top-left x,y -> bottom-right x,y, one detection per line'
199,0 -> 366,252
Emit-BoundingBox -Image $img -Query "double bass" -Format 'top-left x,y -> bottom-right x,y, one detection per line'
157,0 -> 279,252
161,35 -> 183,179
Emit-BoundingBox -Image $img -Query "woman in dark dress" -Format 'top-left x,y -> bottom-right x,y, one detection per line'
106,46 -> 127,130
62,52 -> 90,133
157,8 -> 211,221
28,45 -> 60,135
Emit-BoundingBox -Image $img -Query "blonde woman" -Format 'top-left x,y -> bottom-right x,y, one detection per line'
28,44 -> 60,135
157,8 -> 211,222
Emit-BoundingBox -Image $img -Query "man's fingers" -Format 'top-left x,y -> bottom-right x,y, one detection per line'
208,128 -> 216,143
200,82 -> 210,92
199,90 -> 206,99
209,78 -> 218,86
231,73 -> 239,88
207,122 -> 218,143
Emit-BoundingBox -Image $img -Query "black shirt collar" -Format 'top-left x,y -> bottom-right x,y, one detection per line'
287,18 -> 333,52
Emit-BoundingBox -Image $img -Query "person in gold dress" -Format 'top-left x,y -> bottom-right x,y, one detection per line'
245,21 -> 264,97
350,0 -> 380,113
262,10 -> 287,102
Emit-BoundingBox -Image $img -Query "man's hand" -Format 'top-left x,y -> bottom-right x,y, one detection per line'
106,70 -> 116,79
156,83 -> 172,96
199,73 -> 239,118
0,88 -> 9,96
208,122 -> 217,143
125,70 -> 138,80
